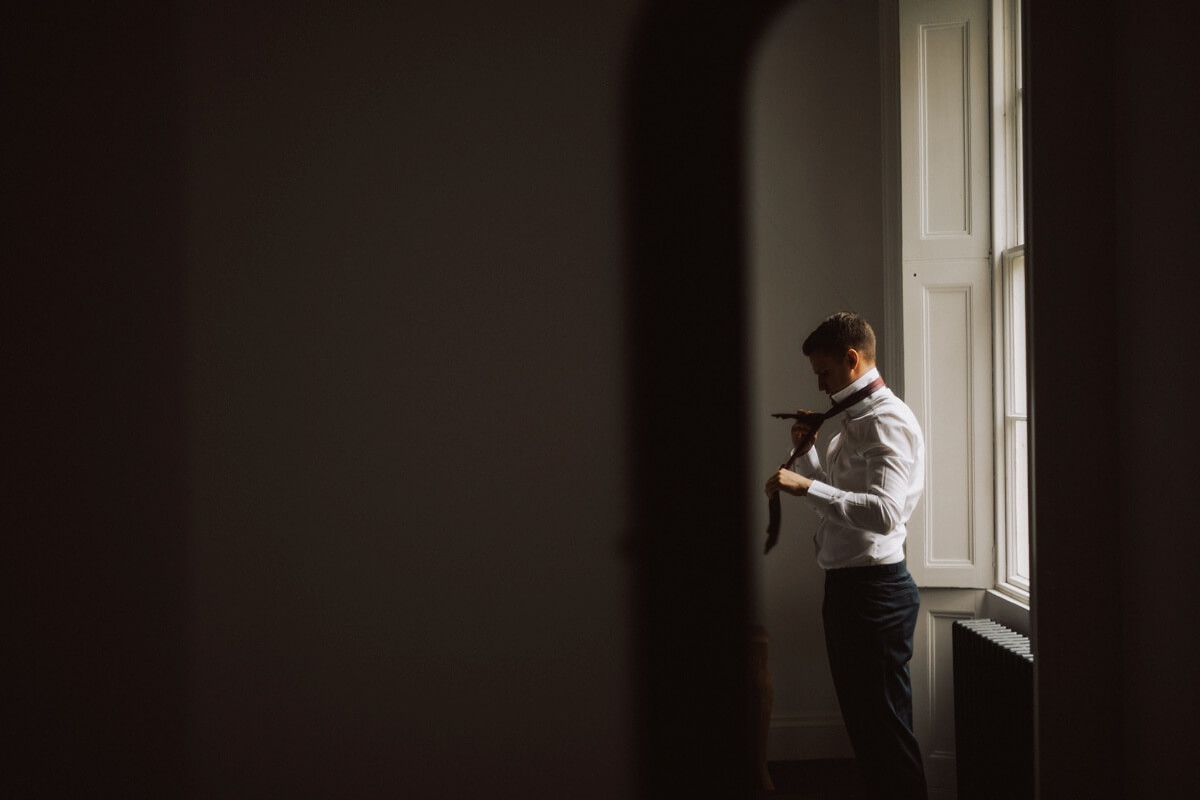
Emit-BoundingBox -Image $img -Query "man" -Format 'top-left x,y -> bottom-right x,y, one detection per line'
764,311 -> 927,799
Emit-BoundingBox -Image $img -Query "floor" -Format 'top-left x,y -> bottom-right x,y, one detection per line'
758,759 -> 868,799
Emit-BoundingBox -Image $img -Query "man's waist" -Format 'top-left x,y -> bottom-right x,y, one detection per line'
823,559 -> 909,581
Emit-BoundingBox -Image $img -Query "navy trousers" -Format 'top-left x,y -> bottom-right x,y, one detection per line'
823,561 -> 927,799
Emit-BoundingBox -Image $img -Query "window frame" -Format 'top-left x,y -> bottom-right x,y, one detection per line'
991,0 -> 1029,601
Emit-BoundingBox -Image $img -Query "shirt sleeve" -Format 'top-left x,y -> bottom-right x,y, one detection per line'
790,446 -> 825,482
803,420 -> 919,535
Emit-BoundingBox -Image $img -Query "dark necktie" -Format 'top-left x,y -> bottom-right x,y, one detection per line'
764,377 -> 886,554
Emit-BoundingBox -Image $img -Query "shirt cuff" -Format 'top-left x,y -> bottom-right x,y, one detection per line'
805,479 -> 838,504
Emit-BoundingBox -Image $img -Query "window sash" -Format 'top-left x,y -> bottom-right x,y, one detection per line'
999,246 -> 1029,593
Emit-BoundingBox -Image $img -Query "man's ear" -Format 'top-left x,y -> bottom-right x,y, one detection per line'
845,348 -> 861,370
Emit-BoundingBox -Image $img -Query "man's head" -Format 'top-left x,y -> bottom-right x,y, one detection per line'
802,311 -> 877,395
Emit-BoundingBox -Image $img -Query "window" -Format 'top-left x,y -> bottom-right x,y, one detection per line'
993,0 -> 1029,598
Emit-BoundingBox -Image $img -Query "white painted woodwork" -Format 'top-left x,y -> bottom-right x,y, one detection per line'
902,260 -> 993,588
899,0 -> 993,589
880,0 -> 905,397
911,588 -> 983,800
900,0 -> 991,263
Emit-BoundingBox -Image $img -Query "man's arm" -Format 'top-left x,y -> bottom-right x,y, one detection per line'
803,424 -> 919,534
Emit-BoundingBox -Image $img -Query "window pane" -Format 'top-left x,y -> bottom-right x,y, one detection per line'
1011,417 -> 1030,580
1007,250 -> 1027,414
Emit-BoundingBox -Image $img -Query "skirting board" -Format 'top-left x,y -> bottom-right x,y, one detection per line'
767,715 -> 855,761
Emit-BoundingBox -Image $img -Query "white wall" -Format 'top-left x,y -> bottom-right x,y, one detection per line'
746,0 -> 887,760
178,2 -> 637,796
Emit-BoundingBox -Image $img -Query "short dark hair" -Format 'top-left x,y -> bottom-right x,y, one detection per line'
801,311 -> 876,362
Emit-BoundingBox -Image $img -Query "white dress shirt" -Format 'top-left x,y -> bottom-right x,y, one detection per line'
791,367 -> 925,569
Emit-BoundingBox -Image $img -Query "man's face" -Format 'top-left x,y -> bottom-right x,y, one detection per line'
808,350 -> 855,396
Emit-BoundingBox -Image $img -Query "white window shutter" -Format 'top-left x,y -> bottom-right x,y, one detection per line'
899,0 -> 993,588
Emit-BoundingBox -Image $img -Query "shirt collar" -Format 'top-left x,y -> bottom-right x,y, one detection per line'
830,366 -> 881,406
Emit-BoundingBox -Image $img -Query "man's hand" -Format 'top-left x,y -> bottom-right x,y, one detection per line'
765,468 -> 812,497
791,412 -> 820,455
